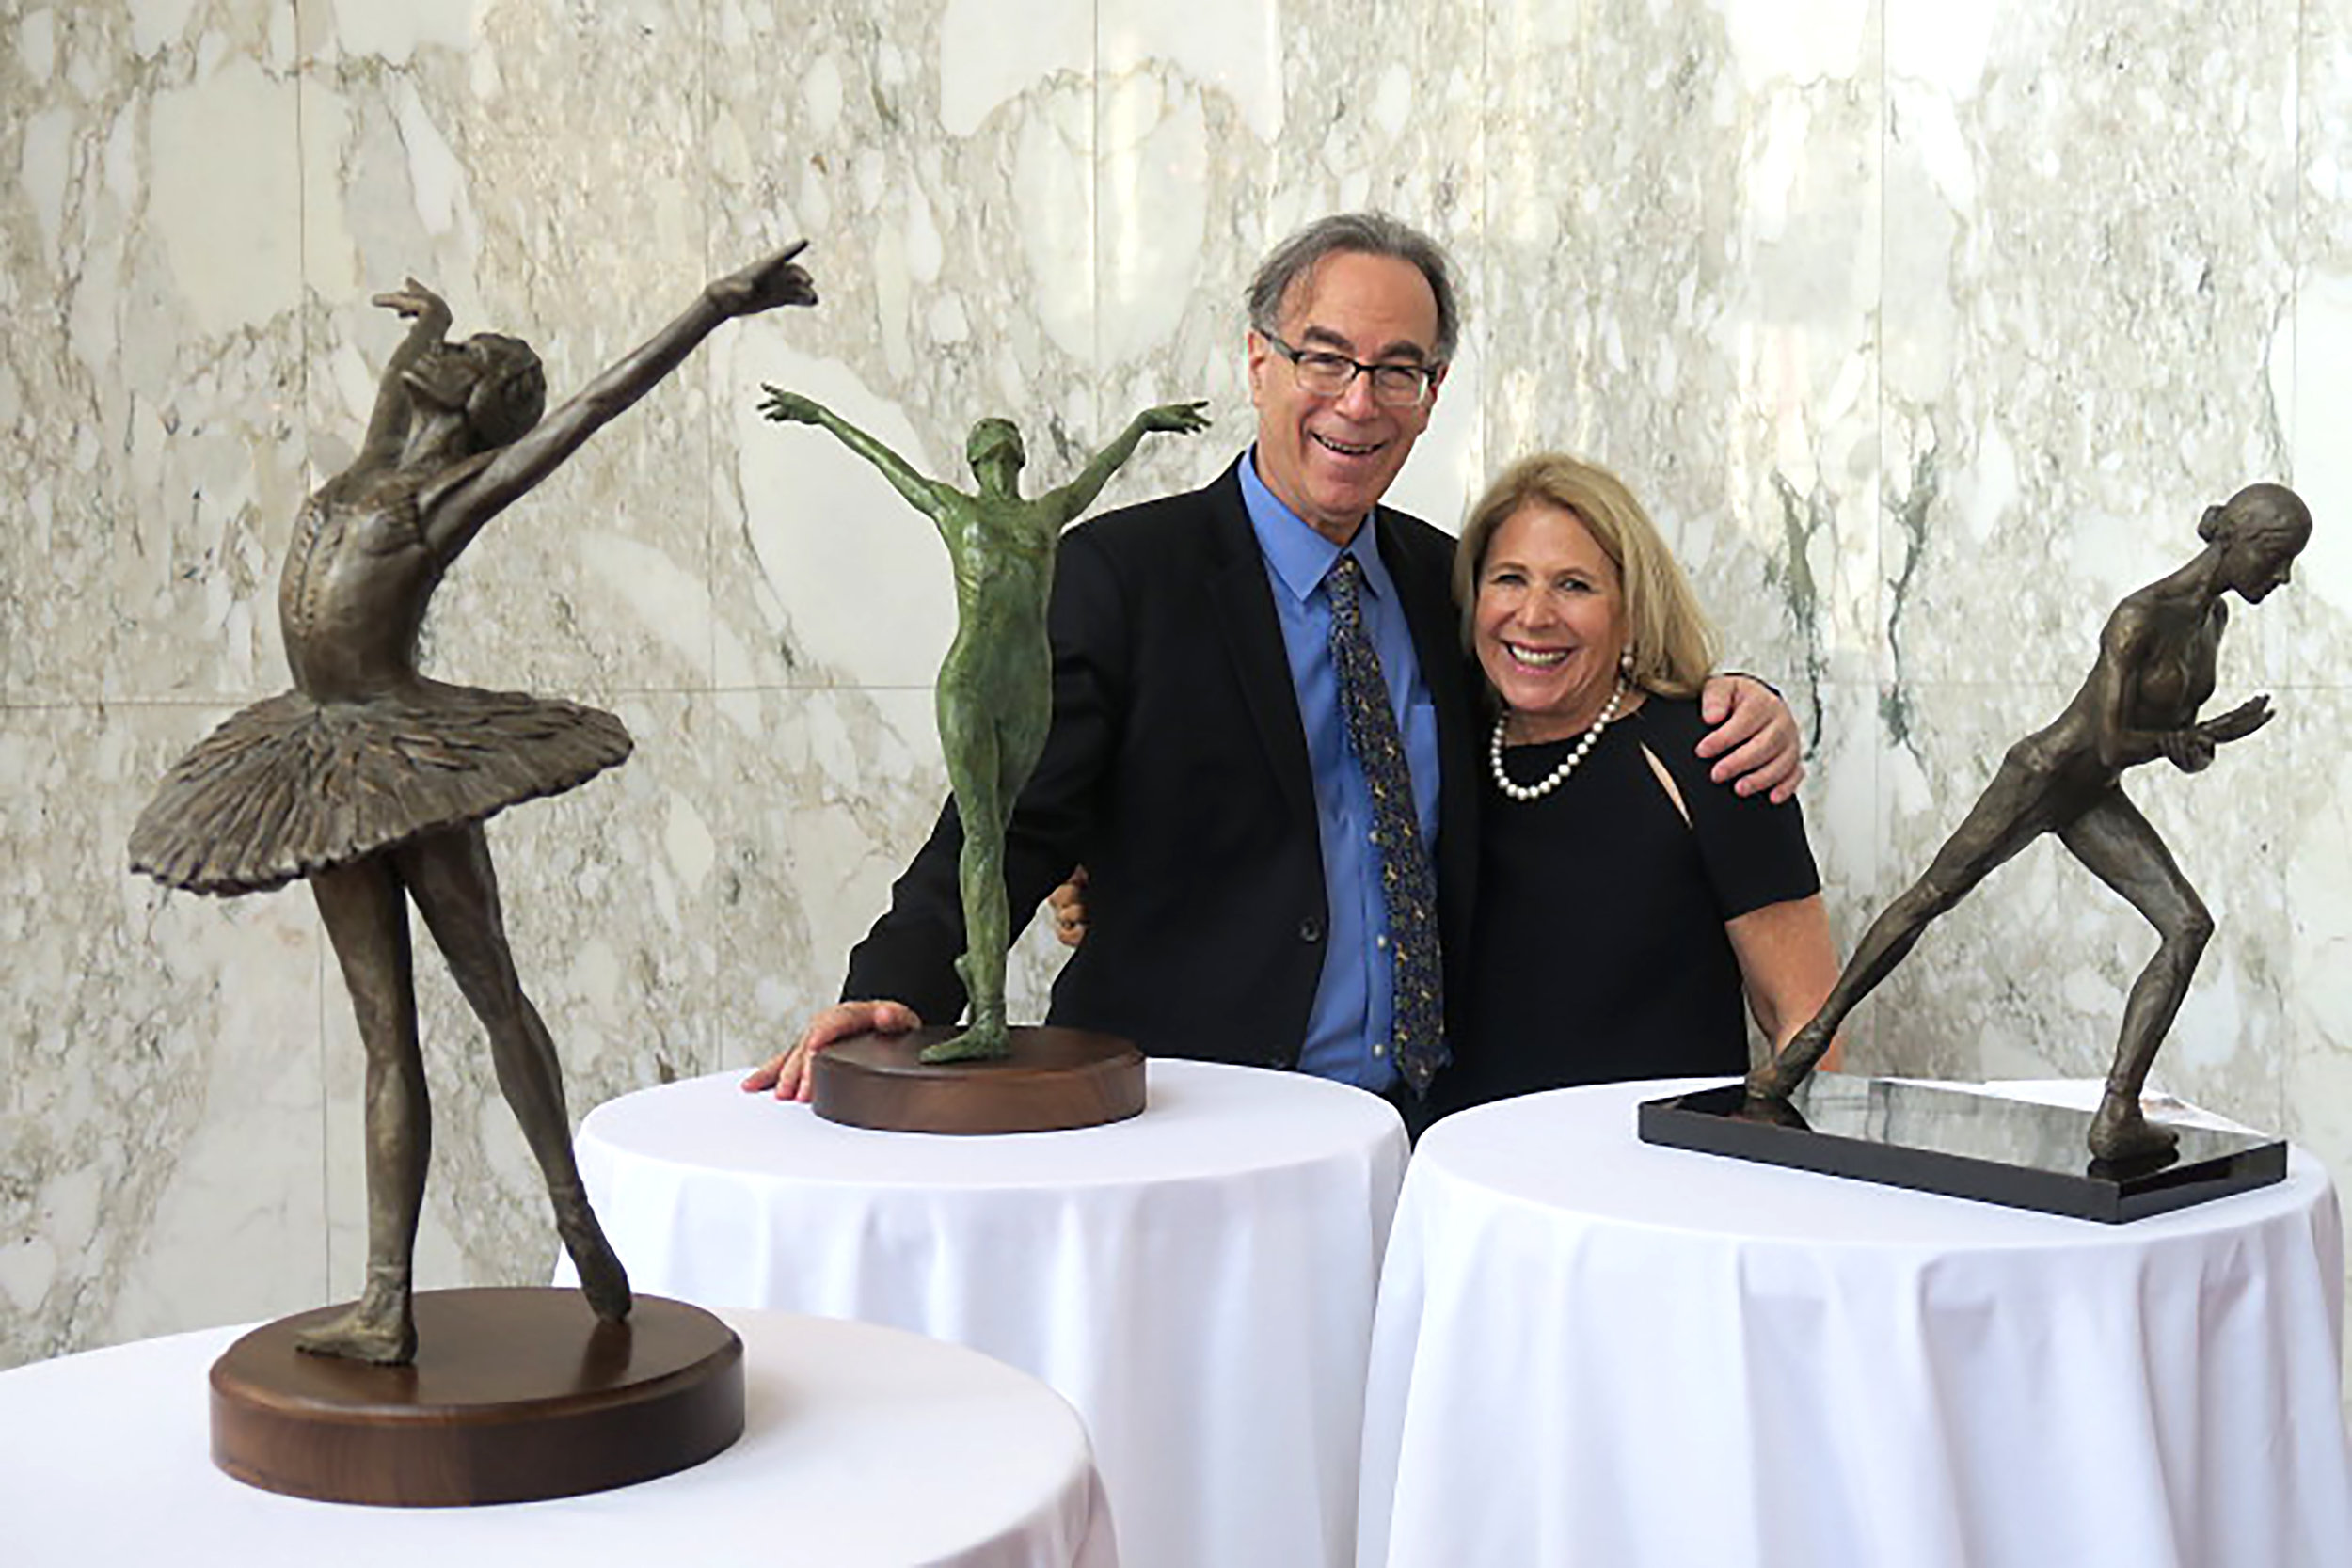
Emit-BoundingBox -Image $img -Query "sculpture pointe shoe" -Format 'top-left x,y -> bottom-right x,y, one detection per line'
294,1268 -> 418,1365
557,1204 -> 633,1321
2087,1091 -> 2182,1165
1746,1020 -> 1831,1101
1744,1056 -> 1804,1101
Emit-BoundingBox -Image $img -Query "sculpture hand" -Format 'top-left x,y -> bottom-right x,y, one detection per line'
2159,728 -> 2217,773
371,277 -> 451,332
2200,694 -> 2274,747
1140,400 -> 1212,436
757,384 -> 823,425
708,240 -> 819,318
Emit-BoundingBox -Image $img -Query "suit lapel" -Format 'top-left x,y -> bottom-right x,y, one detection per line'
1202,464 -> 1319,832
1378,512 -> 1461,704
1377,506 -> 1474,772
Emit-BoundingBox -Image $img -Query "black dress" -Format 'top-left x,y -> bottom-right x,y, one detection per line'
1433,695 -> 1820,1115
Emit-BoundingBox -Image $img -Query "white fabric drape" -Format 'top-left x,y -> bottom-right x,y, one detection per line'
573,1061 -> 1409,1568
1,1309 -> 1117,1567
1359,1077 -> 2352,1568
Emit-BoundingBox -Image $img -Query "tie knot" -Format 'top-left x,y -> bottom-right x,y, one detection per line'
1327,553 -> 1366,610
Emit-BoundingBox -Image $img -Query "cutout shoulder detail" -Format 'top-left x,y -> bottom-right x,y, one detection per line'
1638,741 -> 1692,828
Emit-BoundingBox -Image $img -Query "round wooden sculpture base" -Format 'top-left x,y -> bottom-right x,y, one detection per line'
210,1287 -> 743,1506
813,1024 -> 1146,1134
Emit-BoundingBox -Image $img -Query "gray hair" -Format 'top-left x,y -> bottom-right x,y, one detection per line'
1245,212 -> 1462,365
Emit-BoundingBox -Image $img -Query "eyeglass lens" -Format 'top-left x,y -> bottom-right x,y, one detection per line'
1292,353 -> 1428,405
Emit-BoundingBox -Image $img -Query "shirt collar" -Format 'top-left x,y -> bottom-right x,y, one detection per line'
1239,445 -> 1391,607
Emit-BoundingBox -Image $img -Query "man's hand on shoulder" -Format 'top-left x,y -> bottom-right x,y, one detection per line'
1694,674 -> 1804,803
740,1000 -> 923,1101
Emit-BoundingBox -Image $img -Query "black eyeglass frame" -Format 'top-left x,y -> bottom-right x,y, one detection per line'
1259,332 -> 1442,407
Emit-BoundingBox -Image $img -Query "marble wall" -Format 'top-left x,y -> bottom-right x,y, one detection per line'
4,0 -> 2348,1368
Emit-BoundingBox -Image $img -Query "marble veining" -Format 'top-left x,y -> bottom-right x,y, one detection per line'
5,0 -> 2352,1383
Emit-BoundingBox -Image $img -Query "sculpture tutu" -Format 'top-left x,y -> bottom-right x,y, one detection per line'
128,247 -> 817,1363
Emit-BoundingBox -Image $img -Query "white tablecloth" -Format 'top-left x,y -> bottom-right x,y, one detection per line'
1359,1078 -> 2352,1568
571,1060 -> 1409,1568
0,1308 -> 1115,1567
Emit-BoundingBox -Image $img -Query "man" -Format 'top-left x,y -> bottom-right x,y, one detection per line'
746,213 -> 1798,1114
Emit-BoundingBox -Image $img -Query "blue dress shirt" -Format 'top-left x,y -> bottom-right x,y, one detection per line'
1239,451 -> 1443,1093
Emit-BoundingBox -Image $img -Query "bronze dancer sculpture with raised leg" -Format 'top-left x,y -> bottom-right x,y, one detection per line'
131,247 -> 818,1363
1749,483 -> 2310,1164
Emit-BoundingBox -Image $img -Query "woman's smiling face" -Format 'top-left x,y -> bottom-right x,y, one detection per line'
1473,499 -> 1629,740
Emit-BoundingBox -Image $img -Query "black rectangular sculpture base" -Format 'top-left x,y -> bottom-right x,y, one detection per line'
1639,1076 -> 2286,1223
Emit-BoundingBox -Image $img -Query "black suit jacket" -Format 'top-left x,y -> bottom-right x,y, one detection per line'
843,457 -> 1482,1073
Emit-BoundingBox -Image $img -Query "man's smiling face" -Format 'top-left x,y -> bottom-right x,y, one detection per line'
1246,250 -> 1444,546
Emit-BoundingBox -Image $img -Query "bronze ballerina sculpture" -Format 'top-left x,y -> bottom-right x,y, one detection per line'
756,390 -> 1209,1061
130,245 -> 818,1363
1748,483 -> 2311,1164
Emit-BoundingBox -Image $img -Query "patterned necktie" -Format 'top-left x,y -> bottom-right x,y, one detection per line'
1325,553 -> 1448,1095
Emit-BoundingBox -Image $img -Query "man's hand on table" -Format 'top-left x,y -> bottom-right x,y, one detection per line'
741,1000 -> 924,1101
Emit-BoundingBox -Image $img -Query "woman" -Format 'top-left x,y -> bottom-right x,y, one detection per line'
1750,483 -> 2309,1163
128,246 -> 817,1363
1430,452 -> 1838,1115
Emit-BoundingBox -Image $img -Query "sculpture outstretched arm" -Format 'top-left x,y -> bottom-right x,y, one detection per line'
424,243 -> 818,562
757,388 -> 948,522
358,279 -> 453,463
1047,401 -> 1211,522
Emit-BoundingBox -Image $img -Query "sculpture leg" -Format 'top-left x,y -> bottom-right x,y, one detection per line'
2058,792 -> 2209,1164
300,857 -> 425,1364
1749,758 -> 2058,1098
928,693 -> 1014,1063
395,825 -> 630,1320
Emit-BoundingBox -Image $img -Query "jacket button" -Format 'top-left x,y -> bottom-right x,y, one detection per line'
1298,916 -> 1324,942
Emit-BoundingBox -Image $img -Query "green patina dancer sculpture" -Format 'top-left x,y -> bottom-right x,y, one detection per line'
759,388 -> 1210,1062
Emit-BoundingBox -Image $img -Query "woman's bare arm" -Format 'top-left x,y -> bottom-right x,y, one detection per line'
1726,894 -> 1843,1069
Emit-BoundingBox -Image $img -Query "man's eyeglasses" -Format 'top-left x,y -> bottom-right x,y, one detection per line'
1261,334 -> 1438,407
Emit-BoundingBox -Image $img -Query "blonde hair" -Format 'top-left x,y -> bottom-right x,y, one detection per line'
1454,452 -> 1717,698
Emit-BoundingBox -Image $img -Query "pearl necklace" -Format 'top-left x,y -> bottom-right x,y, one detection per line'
1489,679 -> 1628,802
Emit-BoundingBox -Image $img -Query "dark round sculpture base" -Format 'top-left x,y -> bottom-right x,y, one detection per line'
813,1024 -> 1146,1134
210,1287 -> 743,1506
